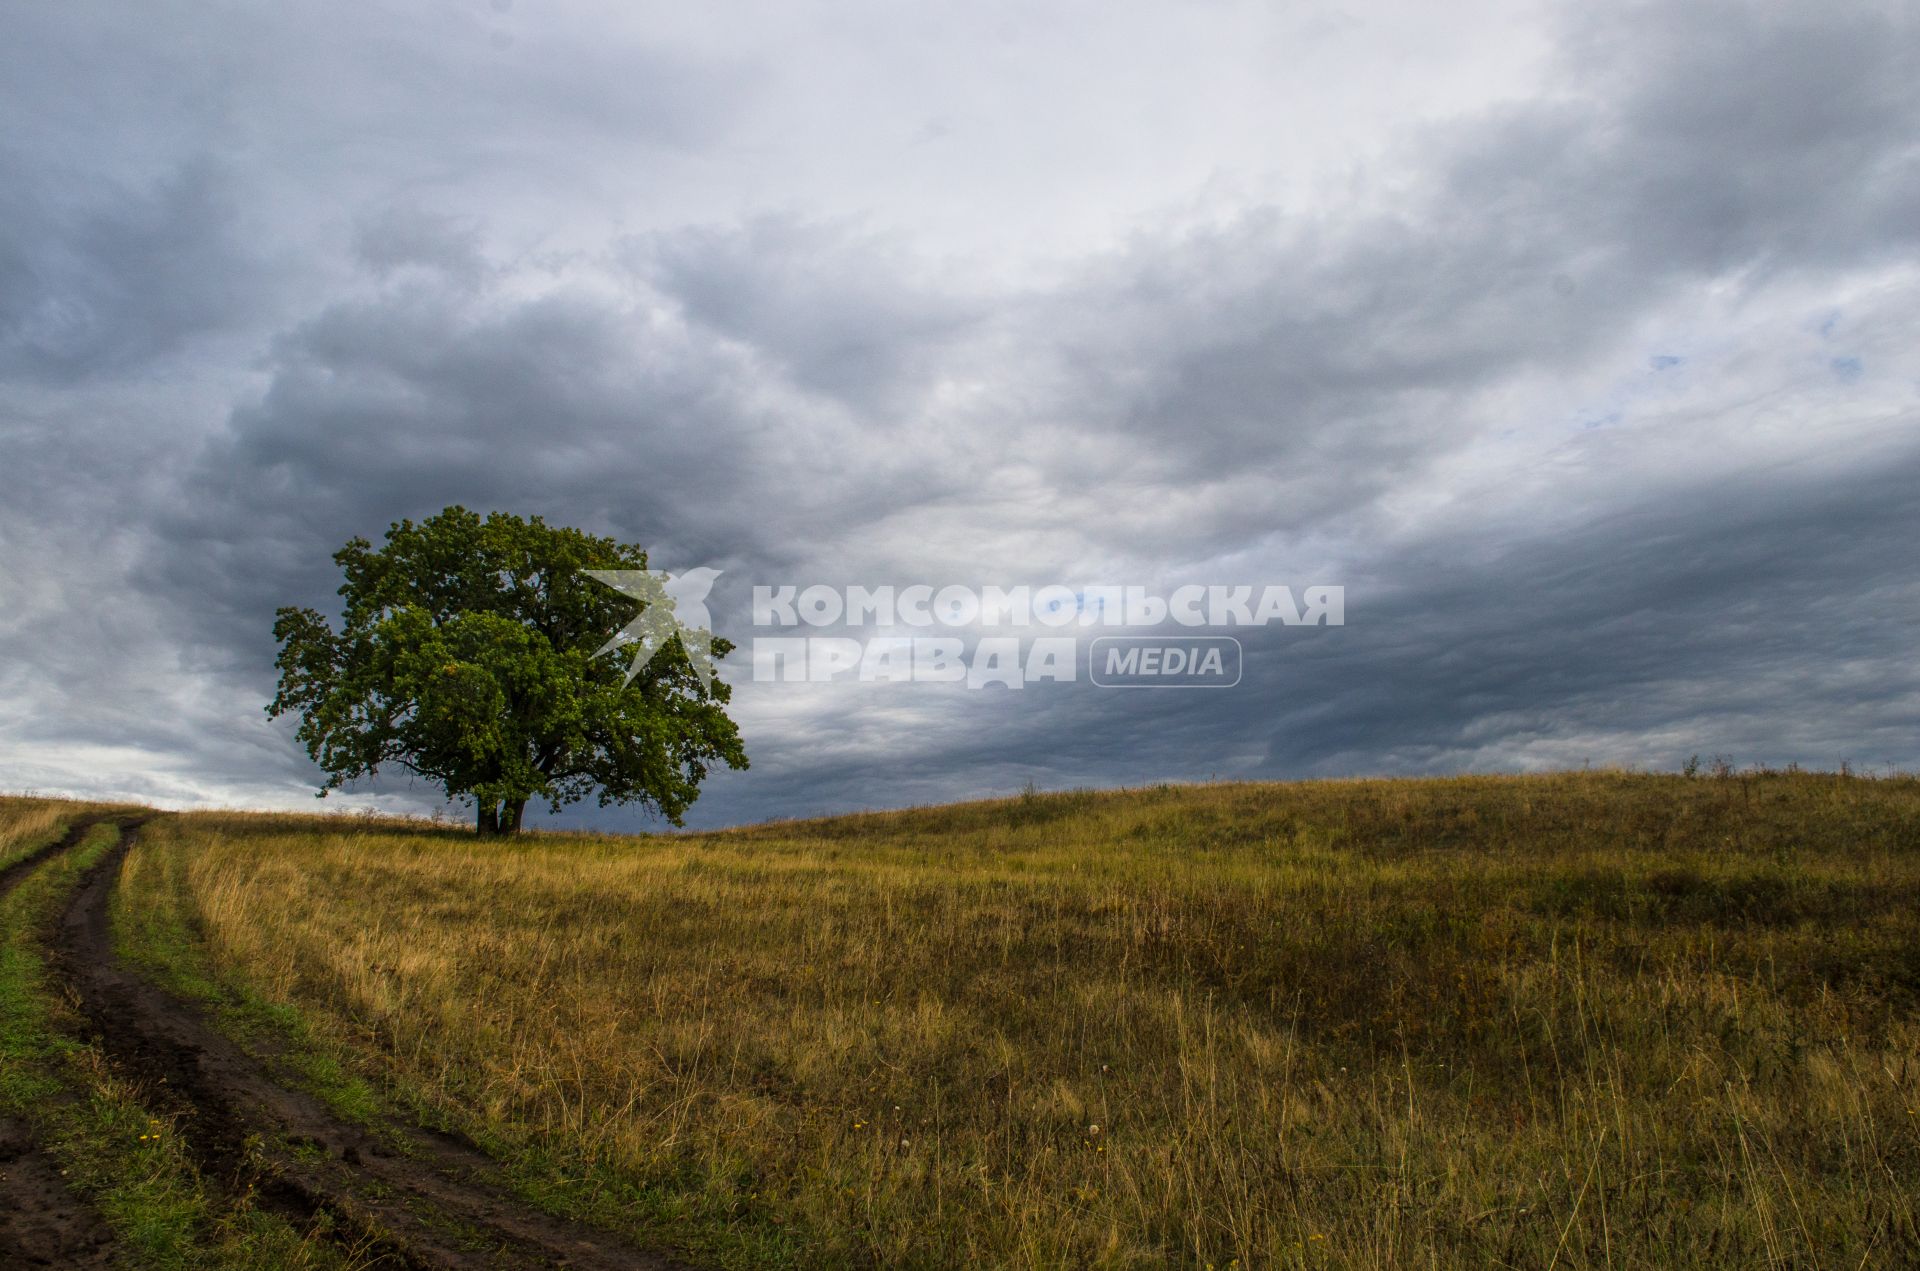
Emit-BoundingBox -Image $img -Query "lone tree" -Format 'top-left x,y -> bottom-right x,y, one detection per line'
268,507 -> 747,833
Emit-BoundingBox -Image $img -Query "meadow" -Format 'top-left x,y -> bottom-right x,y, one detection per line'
80,770 -> 1920,1267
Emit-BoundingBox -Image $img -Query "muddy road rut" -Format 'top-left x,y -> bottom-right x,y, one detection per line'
0,816 -> 119,1270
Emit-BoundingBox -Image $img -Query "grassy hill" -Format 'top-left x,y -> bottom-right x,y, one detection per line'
6,771 -> 1920,1267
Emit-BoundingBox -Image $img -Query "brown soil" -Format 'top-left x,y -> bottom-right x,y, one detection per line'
0,1113 -> 119,1269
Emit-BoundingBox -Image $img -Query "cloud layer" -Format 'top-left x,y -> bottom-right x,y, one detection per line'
3,0 -> 1917,825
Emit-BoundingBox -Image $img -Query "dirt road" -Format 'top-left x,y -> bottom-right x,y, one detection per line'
17,816 -> 690,1270
0,815 -> 119,1269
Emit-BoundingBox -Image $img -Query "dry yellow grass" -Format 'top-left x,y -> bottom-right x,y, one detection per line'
0,798 -> 68,870
118,772 -> 1920,1267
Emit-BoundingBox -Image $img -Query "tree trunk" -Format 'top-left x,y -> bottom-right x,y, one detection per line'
503,798 -> 526,835
476,800 -> 499,836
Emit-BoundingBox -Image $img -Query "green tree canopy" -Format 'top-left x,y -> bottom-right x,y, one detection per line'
268,507 -> 746,833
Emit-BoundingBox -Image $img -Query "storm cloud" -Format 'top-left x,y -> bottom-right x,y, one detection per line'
2,0 -> 1916,825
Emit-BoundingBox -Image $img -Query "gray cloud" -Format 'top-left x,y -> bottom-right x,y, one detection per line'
0,156 -> 257,384
3,0 -> 1918,825
643,217 -> 991,411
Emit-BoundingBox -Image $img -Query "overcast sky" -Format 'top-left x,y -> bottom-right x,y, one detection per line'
3,0 -> 1917,828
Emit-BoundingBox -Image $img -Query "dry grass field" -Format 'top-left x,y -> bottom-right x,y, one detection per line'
0,799 -> 68,872
82,770 -> 1920,1267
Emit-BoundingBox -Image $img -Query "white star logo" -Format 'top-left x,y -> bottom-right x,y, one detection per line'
585,566 -> 722,692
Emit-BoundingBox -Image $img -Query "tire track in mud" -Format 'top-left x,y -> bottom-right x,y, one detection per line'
0,815 -> 119,1270
52,819 -> 692,1270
